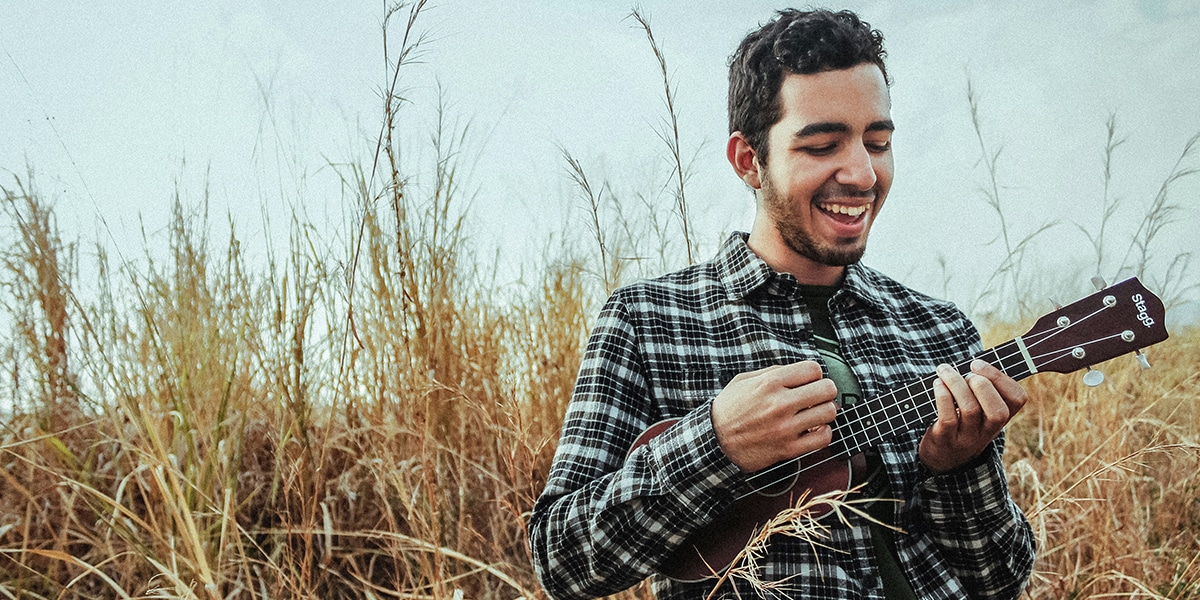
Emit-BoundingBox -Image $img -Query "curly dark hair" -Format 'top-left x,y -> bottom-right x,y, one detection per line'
728,9 -> 889,165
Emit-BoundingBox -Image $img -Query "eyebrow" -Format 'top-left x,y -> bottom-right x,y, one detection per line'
868,120 -> 896,133
794,120 -> 895,138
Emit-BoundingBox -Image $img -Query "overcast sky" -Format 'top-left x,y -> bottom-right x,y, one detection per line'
3,1 -> 1199,320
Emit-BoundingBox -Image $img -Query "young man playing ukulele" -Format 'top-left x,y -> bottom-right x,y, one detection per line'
530,9 -> 1036,599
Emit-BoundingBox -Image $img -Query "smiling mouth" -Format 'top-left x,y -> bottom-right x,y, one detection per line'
816,201 -> 871,219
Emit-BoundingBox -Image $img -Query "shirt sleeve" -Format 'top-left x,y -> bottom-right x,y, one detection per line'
915,310 -> 1036,600
917,436 -> 1035,599
528,291 -> 744,600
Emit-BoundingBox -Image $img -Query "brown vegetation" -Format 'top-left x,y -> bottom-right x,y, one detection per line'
4,152 -> 1199,600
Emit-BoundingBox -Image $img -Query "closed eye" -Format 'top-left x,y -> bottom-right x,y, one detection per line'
801,144 -> 837,156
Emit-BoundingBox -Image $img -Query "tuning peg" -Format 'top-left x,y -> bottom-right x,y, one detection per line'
1136,350 -> 1151,370
1050,297 -> 1064,310
1091,276 -> 1108,291
1083,367 -> 1105,387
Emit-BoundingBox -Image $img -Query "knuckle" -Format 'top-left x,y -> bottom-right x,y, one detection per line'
818,402 -> 837,420
986,405 -> 1010,427
813,425 -> 833,447
1013,389 -> 1030,406
754,377 -> 781,398
764,395 -> 793,419
796,425 -> 832,453
794,381 -> 836,409
816,378 -> 838,400
967,374 -> 992,393
959,406 -> 982,422
820,379 -> 840,398
794,362 -> 824,386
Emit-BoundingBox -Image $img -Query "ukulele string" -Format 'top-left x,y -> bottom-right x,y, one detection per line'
740,353 -> 1016,497
1026,330 -> 1133,370
737,305 -> 1118,499
736,371 -> 944,500
1015,301 -> 1112,357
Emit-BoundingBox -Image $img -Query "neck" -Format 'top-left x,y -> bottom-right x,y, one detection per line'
830,339 -> 1035,458
746,227 -> 846,286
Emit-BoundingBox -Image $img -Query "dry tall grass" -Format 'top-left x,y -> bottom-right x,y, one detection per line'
993,324 -> 1200,599
1,157 -> 579,598
4,166 -> 1198,600
3,6 -> 1199,600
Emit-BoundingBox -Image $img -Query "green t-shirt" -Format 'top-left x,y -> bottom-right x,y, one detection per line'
797,283 -> 919,600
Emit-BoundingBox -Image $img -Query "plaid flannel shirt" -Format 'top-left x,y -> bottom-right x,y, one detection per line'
530,233 -> 1035,600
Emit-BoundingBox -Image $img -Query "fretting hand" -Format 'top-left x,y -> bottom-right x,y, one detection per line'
918,359 -> 1029,474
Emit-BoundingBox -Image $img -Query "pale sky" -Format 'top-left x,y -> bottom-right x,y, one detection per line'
3,1 -> 1199,321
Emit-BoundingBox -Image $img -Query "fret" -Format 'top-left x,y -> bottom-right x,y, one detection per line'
827,335 -> 1049,457
984,340 -> 1033,381
862,398 -> 885,441
981,347 -> 1004,373
913,379 -> 938,424
881,391 -> 906,431
896,380 -> 922,421
829,404 -> 860,457
987,344 -> 1012,377
832,377 -> 939,457
850,405 -> 872,452
953,359 -> 972,377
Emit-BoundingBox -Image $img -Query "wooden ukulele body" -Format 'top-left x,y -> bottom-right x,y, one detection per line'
630,419 -> 866,582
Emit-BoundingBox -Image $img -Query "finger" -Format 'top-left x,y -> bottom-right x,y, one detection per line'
792,398 -> 838,431
729,360 -> 823,389
970,359 -> 1030,417
727,363 -> 784,384
938,363 -> 983,429
791,378 -> 838,411
930,376 -> 958,435
769,360 -> 825,389
790,423 -> 833,457
965,368 -> 1011,436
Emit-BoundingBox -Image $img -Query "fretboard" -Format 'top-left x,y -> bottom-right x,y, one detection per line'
828,338 -> 1035,458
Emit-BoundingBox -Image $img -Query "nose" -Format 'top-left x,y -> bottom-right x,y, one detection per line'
835,143 -> 877,191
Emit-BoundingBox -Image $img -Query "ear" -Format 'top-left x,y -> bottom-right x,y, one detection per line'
727,132 -> 762,189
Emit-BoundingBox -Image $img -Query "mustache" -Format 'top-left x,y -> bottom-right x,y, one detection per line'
812,183 -> 876,203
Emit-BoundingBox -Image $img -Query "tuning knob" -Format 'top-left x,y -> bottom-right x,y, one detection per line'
1083,368 -> 1105,387
1136,350 -> 1151,370
1091,275 -> 1108,291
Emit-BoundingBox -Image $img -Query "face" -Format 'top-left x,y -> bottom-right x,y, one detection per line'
749,63 -> 894,280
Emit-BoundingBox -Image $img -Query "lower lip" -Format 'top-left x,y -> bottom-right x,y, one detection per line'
818,207 -> 869,236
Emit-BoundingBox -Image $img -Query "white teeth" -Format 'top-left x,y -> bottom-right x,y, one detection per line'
820,203 -> 869,217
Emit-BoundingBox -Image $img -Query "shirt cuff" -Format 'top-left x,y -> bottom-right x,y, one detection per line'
643,401 -> 745,512
918,444 -> 1012,525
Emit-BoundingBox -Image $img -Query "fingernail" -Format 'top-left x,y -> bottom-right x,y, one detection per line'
970,359 -> 988,372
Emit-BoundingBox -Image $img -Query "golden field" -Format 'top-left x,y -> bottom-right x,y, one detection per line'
3,167 -> 1198,598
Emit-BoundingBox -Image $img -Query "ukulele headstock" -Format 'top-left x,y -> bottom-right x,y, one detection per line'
1021,277 -> 1168,375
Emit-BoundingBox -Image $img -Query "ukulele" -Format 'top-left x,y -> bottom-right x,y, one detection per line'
629,277 -> 1169,582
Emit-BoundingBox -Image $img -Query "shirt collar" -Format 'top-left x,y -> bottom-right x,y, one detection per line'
714,232 -> 775,301
715,232 -> 887,312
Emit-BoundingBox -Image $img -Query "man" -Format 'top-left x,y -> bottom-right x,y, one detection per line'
529,9 -> 1036,600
